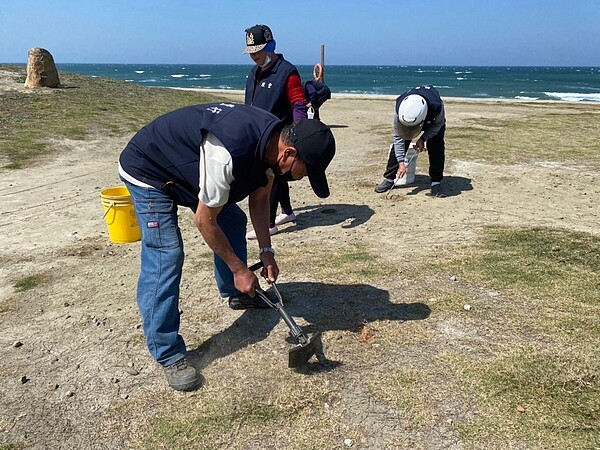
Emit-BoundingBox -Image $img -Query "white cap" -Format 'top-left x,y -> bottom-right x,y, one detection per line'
397,94 -> 427,140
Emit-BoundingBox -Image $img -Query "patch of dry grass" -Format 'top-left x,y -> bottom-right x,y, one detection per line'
0,65 -> 221,169
446,101 -> 600,166
278,241 -> 392,284
428,226 -> 600,449
120,226 -> 598,449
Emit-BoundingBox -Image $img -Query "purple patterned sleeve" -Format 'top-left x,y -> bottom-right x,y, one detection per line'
292,102 -> 308,121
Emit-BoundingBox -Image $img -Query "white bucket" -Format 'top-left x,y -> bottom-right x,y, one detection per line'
394,143 -> 418,186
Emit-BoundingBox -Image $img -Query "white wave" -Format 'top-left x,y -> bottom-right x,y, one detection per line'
134,70 -> 144,74
544,92 -> 600,102
170,74 -> 188,78
515,96 -> 539,100
456,77 -> 466,80
198,74 -> 211,78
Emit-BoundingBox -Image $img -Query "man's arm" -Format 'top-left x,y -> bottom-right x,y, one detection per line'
248,176 -> 279,283
285,72 -> 308,121
194,202 -> 258,295
392,115 -> 407,162
392,115 -> 408,178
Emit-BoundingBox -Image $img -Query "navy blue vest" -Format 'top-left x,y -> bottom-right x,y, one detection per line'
119,103 -> 281,209
245,55 -> 298,125
395,86 -> 444,127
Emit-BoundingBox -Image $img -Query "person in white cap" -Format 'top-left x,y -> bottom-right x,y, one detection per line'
374,86 -> 447,197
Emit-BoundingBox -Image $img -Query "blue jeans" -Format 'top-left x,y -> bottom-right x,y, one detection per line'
123,181 -> 247,366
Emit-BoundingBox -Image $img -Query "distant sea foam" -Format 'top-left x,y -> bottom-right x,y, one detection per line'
53,63 -> 600,102
544,92 -> 600,102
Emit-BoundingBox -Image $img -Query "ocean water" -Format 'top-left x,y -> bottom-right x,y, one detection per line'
54,63 -> 600,102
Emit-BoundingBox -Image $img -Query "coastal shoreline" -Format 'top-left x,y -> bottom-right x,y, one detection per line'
167,86 -> 585,104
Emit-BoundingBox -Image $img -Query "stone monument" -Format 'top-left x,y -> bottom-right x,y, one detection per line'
24,48 -> 60,88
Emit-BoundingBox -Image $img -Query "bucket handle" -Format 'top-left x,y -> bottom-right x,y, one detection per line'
102,202 -> 115,219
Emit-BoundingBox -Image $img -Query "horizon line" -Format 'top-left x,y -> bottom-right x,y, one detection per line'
2,62 -> 600,69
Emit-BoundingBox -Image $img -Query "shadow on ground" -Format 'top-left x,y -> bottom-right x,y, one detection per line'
274,203 -> 374,236
387,174 -> 473,197
191,282 -> 430,373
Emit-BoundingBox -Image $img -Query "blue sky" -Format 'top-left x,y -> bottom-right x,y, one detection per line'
2,0 -> 599,66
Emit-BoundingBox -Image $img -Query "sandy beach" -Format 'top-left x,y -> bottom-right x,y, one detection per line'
1,71 -> 599,449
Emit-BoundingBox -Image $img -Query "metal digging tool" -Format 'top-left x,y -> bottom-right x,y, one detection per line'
249,262 -> 322,368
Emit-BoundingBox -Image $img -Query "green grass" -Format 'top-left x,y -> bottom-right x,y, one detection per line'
0,65 -> 221,168
279,241 -> 393,283
136,366 -> 336,450
433,226 -> 600,449
13,273 -> 47,292
453,348 -> 599,449
149,403 -> 290,450
0,444 -> 21,450
446,226 -> 600,305
368,368 -> 438,428
446,102 -> 600,165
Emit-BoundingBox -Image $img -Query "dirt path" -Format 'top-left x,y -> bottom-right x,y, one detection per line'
1,82 -> 598,449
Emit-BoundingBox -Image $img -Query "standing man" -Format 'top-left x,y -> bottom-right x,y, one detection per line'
374,86 -> 447,197
119,102 -> 335,391
243,24 -> 308,239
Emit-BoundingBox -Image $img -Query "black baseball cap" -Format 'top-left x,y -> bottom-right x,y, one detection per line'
243,25 -> 273,54
290,120 -> 336,198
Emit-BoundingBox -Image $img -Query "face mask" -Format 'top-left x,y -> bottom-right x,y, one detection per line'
260,53 -> 272,68
275,170 -> 295,182
272,154 -> 296,182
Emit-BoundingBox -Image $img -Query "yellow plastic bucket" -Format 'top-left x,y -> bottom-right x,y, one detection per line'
100,186 -> 141,243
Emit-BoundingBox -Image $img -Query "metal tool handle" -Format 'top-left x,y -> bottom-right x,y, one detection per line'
250,261 -> 309,346
255,288 -> 307,344
248,261 -> 264,272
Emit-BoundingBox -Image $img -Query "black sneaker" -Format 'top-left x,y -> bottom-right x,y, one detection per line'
431,184 -> 447,198
374,179 -> 394,193
228,293 -> 270,310
163,357 -> 202,392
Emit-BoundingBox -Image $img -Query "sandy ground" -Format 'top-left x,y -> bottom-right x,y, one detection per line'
1,76 -> 599,449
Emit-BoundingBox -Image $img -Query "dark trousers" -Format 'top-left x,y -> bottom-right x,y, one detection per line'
269,178 -> 292,226
383,125 -> 446,183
